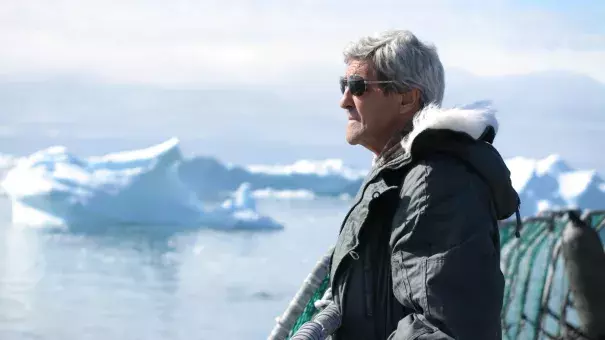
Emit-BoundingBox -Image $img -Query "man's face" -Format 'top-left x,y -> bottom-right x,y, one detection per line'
339,60 -> 403,154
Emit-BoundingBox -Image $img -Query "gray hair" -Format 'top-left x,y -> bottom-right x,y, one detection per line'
343,30 -> 445,107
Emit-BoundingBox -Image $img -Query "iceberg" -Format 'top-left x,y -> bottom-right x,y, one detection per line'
246,159 -> 366,181
243,154 -> 605,217
0,153 -> 17,180
213,182 -> 284,230
241,154 -> 605,217
2,137 -> 603,223
0,139 -> 283,230
505,155 -> 605,217
177,157 -> 363,201
0,153 -> 16,196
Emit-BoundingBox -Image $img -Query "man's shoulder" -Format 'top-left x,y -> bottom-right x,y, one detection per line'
402,152 -> 474,190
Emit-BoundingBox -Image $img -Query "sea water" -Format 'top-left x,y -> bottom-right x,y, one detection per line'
0,196 -> 348,340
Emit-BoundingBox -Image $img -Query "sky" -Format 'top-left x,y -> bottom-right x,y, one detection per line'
1,1 -> 605,172
1,0 -> 604,87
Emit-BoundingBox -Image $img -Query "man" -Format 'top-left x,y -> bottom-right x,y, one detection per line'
324,30 -> 520,339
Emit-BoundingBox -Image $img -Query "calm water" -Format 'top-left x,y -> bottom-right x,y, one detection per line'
0,196 -> 349,340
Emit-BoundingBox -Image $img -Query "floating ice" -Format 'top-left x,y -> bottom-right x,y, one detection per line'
2,138 -> 604,223
0,139 -> 282,230
505,155 -> 605,216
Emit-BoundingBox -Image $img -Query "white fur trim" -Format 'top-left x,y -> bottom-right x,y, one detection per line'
371,101 -> 498,166
401,101 -> 498,153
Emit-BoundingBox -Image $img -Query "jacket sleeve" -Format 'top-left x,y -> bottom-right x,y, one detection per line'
387,156 -> 504,340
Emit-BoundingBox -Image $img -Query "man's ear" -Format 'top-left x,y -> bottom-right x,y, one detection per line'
399,88 -> 422,115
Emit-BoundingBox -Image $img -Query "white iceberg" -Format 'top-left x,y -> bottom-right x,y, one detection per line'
244,153 -> 605,217
0,153 -> 18,182
505,155 -> 605,217
210,182 -> 285,230
0,138 -> 283,230
244,154 -> 605,217
0,153 -> 17,196
246,159 -> 367,181
2,137 -> 604,223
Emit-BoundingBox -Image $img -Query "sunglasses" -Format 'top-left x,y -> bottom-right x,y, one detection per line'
339,75 -> 396,96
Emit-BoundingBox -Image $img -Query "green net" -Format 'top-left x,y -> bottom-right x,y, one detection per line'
285,210 -> 605,339
500,210 -> 605,339
500,217 -> 567,339
589,211 -> 605,230
286,274 -> 330,339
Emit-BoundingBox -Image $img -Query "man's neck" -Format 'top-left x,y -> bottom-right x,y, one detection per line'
372,116 -> 417,165
371,132 -> 405,167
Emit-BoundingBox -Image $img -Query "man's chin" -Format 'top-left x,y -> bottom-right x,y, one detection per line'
346,126 -> 364,145
345,134 -> 361,146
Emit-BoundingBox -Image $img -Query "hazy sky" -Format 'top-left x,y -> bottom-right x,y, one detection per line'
1,0 -> 604,87
1,1 -> 605,173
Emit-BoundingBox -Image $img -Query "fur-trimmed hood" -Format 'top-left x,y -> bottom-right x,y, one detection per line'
372,101 -> 498,166
400,101 -> 498,153
374,101 -> 521,225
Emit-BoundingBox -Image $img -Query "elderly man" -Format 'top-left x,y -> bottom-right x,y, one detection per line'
323,30 -> 521,340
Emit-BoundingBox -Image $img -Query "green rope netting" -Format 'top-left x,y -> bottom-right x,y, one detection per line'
501,218 -> 566,340
287,274 -> 331,339
501,210 -> 605,340
286,210 -> 605,339
589,212 -> 605,230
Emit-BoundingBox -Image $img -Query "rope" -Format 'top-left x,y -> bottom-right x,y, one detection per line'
269,247 -> 333,340
289,302 -> 341,340
287,275 -> 330,338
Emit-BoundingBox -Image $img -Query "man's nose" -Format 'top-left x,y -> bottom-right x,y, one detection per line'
339,88 -> 353,110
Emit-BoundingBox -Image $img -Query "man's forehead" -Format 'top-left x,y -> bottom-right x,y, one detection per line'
345,60 -> 375,77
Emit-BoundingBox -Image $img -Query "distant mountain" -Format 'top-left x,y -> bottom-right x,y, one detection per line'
0,70 -> 604,172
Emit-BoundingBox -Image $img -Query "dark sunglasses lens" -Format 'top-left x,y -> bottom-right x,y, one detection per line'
340,76 -> 366,96
348,78 -> 365,96
339,77 -> 347,94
